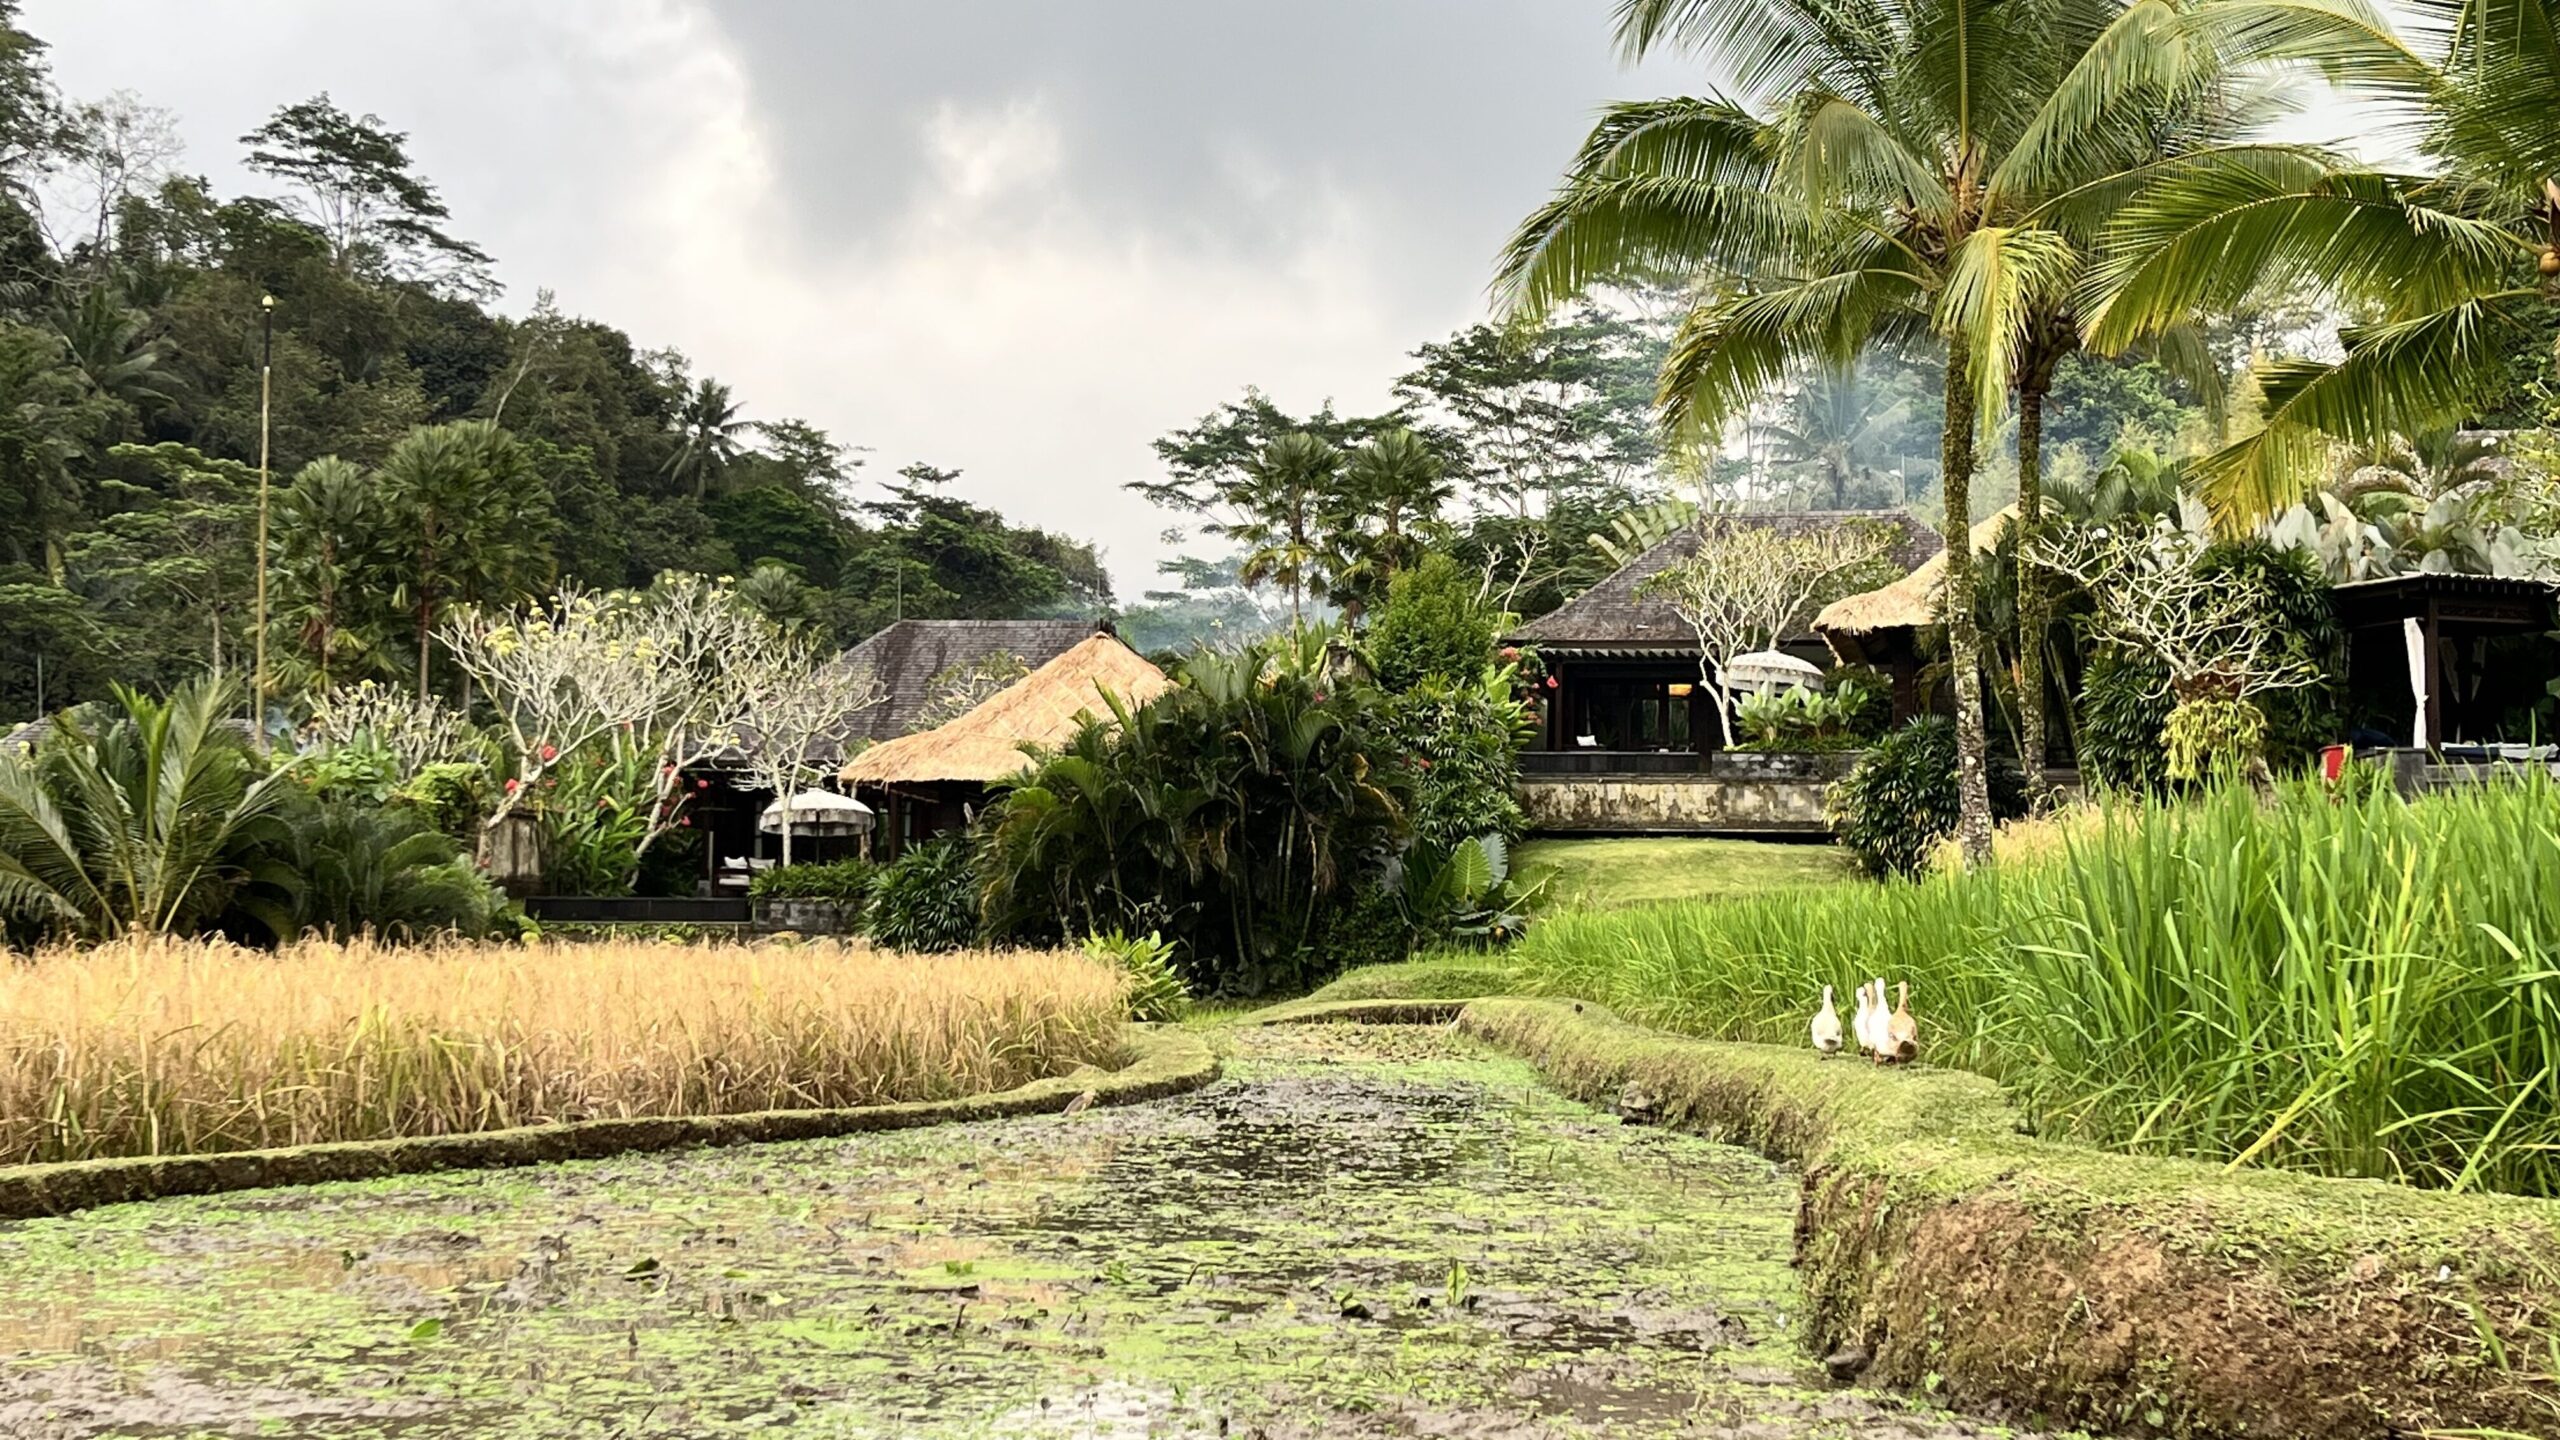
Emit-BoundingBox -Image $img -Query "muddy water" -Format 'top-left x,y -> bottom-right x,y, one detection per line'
0,1023 -> 2082,1438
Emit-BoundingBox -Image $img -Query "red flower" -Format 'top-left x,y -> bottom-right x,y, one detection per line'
696,778 -> 710,790
679,816 -> 693,827
538,744 -> 557,762
503,778 -> 521,793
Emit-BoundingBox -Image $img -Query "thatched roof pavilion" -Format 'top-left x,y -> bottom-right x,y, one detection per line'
834,618 -> 1103,747
839,633 -> 1171,854
1812,508 -> 2014,647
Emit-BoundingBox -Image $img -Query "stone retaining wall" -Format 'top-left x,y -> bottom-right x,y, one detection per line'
1517,772 -> 1837,834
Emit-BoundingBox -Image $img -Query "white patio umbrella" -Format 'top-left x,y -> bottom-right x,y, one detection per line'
759,789 -> 876,836
1718,650 -> 1827,694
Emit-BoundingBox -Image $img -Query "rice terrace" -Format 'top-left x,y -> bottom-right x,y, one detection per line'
5,0 -> 2560,1436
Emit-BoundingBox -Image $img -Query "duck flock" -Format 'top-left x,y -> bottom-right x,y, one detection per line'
1809,981 -> 1917,1064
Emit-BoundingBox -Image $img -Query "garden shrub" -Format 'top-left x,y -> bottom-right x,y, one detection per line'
1826,715 -> 2028,878
2194,539 -> 2341,772
2074,645 -> 2172,794
2164,694 -> 2271,782
271,798 -> 506,941
1373,671 -> 1530,848
1079,929 -> 1190,1021
751,857 -> 877,903
865,838 -> 981,952
1369,553 -> 1503,692
391,762 -> 487,843
1319,885 -> 1418,971
1732,677 -> 1883,752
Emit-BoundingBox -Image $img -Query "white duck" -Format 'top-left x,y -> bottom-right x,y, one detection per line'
1849,982 -> 1876,1058
1884,980 -> 1919,1064
1811,985 -> 1843,1056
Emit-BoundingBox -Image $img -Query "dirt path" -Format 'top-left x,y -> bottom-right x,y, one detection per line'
0,1023 -> 2085,1438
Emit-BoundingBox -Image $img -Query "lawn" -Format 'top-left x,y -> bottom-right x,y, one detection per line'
1516,836 -> 1854,911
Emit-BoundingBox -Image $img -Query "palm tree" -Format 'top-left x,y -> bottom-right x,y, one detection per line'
51,284 -> 181,411
664,378 -> 751,499
1498,0 -> 2243,860
1226,431 -> 1342,626
270,456 -> 386,692
0,679 -> 295,941
2087,0 -> 2560,528
379,421 -> 556,697
1328,427 -> 1454,620
1765,367 -> 1909,508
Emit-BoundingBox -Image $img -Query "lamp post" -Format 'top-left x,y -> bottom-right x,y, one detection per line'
252,294 -> 275,747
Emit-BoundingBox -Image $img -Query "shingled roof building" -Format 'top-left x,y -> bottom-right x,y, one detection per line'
1507,511 -> 1938,755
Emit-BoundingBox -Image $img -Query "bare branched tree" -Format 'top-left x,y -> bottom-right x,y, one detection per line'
1636,519 -> 1898,747
736,646 -> 885,866
2030,522 -> 2321,702
441,575 -> 786,864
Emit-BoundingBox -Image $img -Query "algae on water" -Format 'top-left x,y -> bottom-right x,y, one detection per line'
0,1024 -> 2087,1439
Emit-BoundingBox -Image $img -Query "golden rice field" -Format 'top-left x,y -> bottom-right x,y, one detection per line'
0,936 -> 1132,1165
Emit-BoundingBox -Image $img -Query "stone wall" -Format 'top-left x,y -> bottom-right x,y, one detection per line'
1517,771 -> 1836,834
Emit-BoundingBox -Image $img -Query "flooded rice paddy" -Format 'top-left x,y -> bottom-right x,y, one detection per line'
0,1023 -> 2079,1438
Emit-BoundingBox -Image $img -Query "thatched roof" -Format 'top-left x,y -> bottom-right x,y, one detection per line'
840,634 -> 1172,787
1507,511 -> 1941,654
1813,508 -> 2015,638
835,618 -> 1101,745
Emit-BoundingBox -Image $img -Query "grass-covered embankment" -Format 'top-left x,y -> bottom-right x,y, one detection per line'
1461,996 -> 2560,1439
1511,775 -> 2560,1198
1516,835 -> 1852,909
0,936 -> 1133,1165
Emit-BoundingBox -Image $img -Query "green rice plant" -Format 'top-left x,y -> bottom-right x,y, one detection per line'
1513,773 -> 2560,1198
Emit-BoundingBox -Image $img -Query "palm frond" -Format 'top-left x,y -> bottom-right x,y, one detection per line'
1655,254 -> 1929,448
1495,101 -> 1802,316
1783,92 -> 1952,221
2085,156 -> 2525,349
1613,0 -> 1906,110
2191,290 -> 2540,527
1938,225 -> 2085,437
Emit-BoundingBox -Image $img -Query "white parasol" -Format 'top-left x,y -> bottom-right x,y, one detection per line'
1718,650 -> 1827,694
759,789 -> 876,835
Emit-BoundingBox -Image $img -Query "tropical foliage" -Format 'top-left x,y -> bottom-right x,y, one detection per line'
2087,0 -> 2560,527
1825,716 -> 2028,878
982,641 -> 1410,995
0,679 -> 293,941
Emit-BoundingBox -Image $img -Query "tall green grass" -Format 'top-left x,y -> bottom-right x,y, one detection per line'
1514,773 -> 2560,1197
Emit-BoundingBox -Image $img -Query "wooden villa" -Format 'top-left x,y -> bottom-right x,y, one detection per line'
839,631 -> 1172,857
690,618 -> 1105,884
1507,510 -> 1938,765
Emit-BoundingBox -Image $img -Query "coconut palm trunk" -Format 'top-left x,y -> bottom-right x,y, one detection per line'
2013,342 -> 2061,799
1938,339 -> 1995,861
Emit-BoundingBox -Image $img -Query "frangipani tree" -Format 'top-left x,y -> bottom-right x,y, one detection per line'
735,646 -> 884,866
442,573 -> 785,874
2032,520 -> 2322,777
1635,518 -> 1898,747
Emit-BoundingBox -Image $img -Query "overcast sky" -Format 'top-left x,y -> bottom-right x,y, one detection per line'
27,1 -> 1690,597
